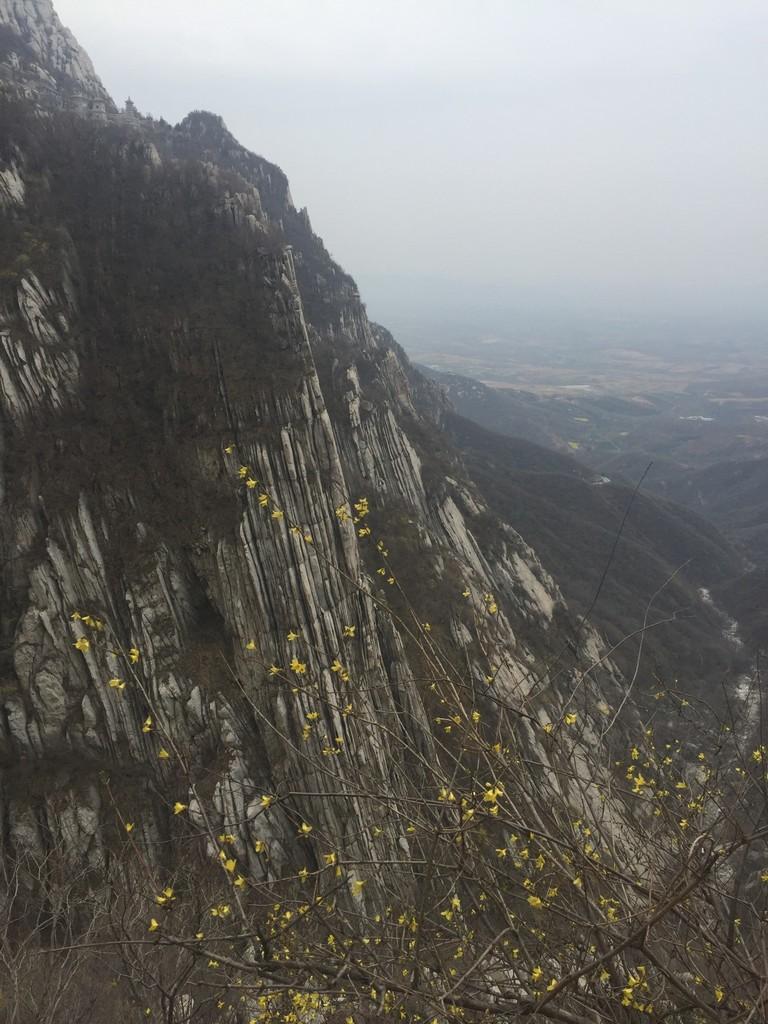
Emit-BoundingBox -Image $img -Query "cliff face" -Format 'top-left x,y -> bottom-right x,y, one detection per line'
0,3 -> 607,872
0,0 -> 112,112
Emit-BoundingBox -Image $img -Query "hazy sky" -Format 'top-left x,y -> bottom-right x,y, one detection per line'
55,0 -> 767,327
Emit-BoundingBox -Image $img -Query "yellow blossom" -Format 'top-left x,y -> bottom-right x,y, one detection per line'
158,748 -> 170,760
129,647 -> 140,663
73,637 -> 90,653
173,802 -> 188,815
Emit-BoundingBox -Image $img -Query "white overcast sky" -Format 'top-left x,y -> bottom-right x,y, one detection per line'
55,0 -> 767,326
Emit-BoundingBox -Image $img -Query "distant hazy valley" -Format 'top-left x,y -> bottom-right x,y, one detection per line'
404,319 -> 768,656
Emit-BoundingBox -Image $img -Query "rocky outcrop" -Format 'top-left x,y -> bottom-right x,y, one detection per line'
0,0 -> 113,115
0,3 -> 612,873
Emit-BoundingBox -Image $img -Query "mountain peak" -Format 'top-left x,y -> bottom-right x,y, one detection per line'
0,0 -> 112,108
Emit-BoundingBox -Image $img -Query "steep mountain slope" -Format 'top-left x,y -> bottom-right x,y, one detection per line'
0,1 -> 611,873
427,368 -> 768,658
445,414 -> 747,685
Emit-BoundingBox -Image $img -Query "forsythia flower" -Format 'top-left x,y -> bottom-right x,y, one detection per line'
173,802 -> 188,815
528,895 -> 544,909
531,966 -> 543,982
108,677 -> 125,691
129,647 -> 140,663
125,822 -> 135,833
290,657 -> 307,675
73,637 -> 90,653
158,748 -> 170,760
142,715 -> 153,733
260,795 -> 274,809
343,625 -> 356,637
564,712 -> 578,726
298,822 -> 313,836
287,630 -> 300,641
245,640 -> 257,651
268,664 -> 281,676
271,509 -> 284,520
148,918 -> 159,932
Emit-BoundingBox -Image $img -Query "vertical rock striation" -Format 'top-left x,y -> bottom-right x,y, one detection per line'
0,1 -> 611,870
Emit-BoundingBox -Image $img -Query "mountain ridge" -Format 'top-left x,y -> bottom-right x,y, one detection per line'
0,1 -> 608,875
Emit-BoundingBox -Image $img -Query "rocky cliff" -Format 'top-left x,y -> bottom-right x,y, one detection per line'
0,0 -> 610,875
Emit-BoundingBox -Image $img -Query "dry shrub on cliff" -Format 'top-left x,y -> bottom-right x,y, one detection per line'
5,469 -> 768,1024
